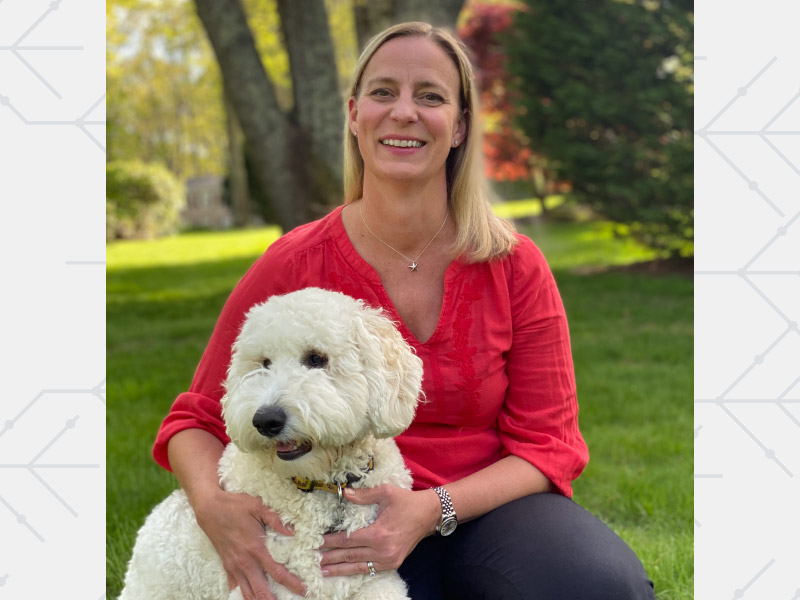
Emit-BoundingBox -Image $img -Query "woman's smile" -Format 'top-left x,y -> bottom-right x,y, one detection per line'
379,136 -> 428,153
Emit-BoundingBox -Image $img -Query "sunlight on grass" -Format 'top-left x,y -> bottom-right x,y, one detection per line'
520,221 -> 659,271
107,226 -> 283,270
491,195 -> 565,219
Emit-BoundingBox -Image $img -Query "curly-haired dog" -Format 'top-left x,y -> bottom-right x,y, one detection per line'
120,288 -> 423,600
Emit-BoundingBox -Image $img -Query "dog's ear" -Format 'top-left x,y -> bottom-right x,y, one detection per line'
352,307 -> 423,438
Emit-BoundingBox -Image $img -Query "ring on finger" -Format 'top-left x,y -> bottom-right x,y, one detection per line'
367,561 -> 376,577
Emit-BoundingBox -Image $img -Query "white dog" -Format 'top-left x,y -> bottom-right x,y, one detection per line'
120,288 -> 423,600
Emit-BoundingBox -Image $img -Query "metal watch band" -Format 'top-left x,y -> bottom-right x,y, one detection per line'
432,486 -> 457,535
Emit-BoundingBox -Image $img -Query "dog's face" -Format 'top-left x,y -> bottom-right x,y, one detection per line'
222,288 -> 423,477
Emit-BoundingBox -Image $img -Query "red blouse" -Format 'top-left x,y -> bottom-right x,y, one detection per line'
153,206 -> 588,496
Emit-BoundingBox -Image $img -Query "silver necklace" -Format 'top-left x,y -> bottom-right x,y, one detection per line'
359,203 -> 449,272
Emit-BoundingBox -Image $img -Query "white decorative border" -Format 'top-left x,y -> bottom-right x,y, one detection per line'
694,0 -> 800,598
0,0 -> 105,597
1,0 -> 798,597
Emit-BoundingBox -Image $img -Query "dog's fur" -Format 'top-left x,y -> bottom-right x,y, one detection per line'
120,288 -> 423,600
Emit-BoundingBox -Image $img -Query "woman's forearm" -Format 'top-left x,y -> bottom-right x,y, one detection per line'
167,428 -> 226,509
441,455 -> 554,527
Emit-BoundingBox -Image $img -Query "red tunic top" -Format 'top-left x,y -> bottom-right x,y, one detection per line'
153,207 -> 588,496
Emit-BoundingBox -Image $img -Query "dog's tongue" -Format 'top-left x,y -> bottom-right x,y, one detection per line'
276,441 -> 297,453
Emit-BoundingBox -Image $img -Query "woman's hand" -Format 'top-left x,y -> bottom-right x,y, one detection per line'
318,484 -> 441,577
168,430 -> 305,599
193,486 -> 306,599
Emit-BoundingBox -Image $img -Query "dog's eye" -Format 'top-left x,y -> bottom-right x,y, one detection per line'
303,352 -> 328,369
262,358 -> 272,369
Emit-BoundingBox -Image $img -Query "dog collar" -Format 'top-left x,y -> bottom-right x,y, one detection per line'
290,456 -> 374,503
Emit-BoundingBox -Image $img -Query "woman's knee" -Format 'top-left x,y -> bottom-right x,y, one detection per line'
442,493 -> 655,600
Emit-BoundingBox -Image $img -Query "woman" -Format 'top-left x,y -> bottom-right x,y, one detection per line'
154,22 -> 655,600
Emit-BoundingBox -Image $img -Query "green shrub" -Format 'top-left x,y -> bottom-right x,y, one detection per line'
107,160 -> 185,241
505,0 -> 694,257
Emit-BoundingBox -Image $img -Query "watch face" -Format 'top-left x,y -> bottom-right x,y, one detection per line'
439,517 -> 457,536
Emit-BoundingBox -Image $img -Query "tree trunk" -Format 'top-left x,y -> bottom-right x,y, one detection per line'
193,0 -> 308,231
277,0 -> 344,216
354,0 -> 467,52
392,0 -> 465,29
354,0 -> 394,50
224,89 -> 251,227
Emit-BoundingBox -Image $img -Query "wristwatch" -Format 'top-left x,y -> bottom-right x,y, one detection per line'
431,486 -> 458,536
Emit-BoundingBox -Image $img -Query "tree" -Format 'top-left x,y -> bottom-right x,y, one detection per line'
459,4 -> 551,206
194,0 -> 466,230
109,0 -> 467,231
505,0 -> 693,255
354,0 -> 465,49
107,0 -> 227,179
193,0 -> 322,229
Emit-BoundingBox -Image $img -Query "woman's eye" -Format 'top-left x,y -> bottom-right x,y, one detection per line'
370,88 -> 391,98
421,93 -> 443,104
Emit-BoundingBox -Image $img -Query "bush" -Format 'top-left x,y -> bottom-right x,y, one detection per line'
505,0 -> 693,257
106,160 -> 185,241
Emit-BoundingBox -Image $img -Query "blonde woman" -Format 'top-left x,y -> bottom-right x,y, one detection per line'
156,22 -> 655,600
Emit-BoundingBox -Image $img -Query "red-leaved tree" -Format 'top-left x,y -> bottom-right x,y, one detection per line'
459,3 -> 565,206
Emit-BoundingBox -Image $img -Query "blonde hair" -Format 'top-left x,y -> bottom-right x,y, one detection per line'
342,22 -> 517,263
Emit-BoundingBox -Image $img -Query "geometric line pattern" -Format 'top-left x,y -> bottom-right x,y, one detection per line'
0,0 -> 83,99
694,3 -> 800,593
0,93 -> 106,152
0,379 -> 104,542
2,0 -> 110,597
695,57 -> 800,481
731,558 -> 775,600
0,0 -> 106,153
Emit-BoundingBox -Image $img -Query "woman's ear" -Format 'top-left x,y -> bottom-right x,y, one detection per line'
455,109 -> 468,145
349,97 -> 358,137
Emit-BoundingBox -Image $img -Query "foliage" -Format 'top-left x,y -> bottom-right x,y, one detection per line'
107,0 -> 227,179
505,0 -> 694,256
106,160 -> 186,241
460,3 -> 534,183
241,0 -> 359,109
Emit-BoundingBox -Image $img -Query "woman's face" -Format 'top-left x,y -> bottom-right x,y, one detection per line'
349,36 -> 466,188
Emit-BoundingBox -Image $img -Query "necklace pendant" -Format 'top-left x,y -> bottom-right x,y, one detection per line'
408,262 -> 418,272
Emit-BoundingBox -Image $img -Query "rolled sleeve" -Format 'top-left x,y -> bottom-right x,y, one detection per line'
498,237 -> 588,497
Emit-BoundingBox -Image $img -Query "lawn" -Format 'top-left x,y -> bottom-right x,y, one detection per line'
106,216 -> 692,599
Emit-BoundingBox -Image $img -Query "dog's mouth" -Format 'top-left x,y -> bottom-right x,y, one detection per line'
275,440 -> 312,461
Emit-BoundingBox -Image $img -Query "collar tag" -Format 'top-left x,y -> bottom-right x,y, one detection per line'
290,456 -> 374,498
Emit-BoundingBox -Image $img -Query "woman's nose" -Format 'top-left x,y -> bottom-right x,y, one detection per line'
390,93 -> 418,124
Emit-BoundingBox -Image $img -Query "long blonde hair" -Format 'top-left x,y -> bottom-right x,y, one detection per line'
342,22 -> 517,263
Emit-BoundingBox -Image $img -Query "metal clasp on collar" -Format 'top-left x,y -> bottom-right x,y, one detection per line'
337,483 -> 345,505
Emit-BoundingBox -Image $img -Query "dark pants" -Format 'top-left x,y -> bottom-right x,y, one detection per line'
398,493 -> 655,600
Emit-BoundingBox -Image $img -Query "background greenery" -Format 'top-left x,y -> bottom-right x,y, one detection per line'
506,0 -> 693,256
106,210 -> 692,599
108,0 -> 693,248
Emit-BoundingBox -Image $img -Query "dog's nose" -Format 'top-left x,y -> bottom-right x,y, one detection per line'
252,406 -> 287,437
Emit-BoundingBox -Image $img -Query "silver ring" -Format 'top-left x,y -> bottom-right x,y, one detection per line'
367,561 -> 376,577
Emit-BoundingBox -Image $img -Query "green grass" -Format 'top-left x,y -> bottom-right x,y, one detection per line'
107,217 -> 692,599
490,195 -> 566,219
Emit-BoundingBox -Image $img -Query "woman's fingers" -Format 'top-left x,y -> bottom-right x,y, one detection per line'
321,555 -> 384,578
259,551 -> 306,596
258,504 -> 295,537
318,485 -> 440,579
194,490 -> 305,598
